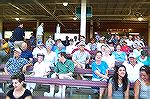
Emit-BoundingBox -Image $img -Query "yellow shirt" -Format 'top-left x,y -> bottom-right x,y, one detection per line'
1,42 -> 10,53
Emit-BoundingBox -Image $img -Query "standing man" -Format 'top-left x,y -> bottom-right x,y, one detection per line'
36,23 -> 44,45
12,23 -> 25,48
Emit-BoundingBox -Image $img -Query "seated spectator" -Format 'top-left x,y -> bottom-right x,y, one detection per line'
100,45 -> 108,55
4,48 -> 30,76
72,41 -> 90,79
62,36 -> 70,46
123,53 -> 143,83
53,41 -> 66,56
112,44 -> 127,65
0,39 -> 10,63
32,42 -> 47,58
102,47 -> 115,70
134,66 -> 150,99
107,42 -> 115,52
26,54 -> 51,93
91,51 -> 109,99
133,35 -> 145,49
66,39 -> 77,58
6,72 -> 32,99
44,52 -> 74,98
108,65 -> 130,99
137,50 -> 150,66
97,37 -> 106,51
71,42 -> 90,55
29,33 -> 36,48
51,39 -> 62,52
87,38 -> 97,51
119,35 -> 127,46
45,36 -> 55,47
20,42 -> 33,64
133,45 -> 143,58
44,45 -> 57,68
125,35 -> 134,49
121,41 -> 130,55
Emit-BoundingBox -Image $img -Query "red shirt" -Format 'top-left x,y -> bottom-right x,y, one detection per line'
121,45 -> 130,54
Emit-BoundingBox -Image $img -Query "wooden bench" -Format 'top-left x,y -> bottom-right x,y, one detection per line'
0,75 -> 108,98
0,64 -> 5,72
0,74 -> 134,98
0,94 -> 59,99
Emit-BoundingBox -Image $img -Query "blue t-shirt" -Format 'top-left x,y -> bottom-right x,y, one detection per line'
112,51 -> 127,62
92,61 -> 108,80
137,56 -> 150,66
12,27 -> 25,41
21,50 -> 33,61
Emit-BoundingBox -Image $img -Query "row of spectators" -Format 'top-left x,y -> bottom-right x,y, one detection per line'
0,33 -> 150,98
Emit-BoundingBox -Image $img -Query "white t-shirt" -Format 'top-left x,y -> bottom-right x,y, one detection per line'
66,45 -> 77,54
44,51 -> 57,67
102,55 -> 115,69
123,61 -> 143,83
125,39 -> 134,47
32,47 -> 47,58
33,61 -> 50,77
96,43 -> 105,51
36,25 -> 43,36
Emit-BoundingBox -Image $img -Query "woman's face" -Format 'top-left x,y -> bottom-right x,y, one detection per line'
37,55 -> 44,63
14,51 -> 21,58
140,71 -> 149,82
105,48 -> 111,55
101,46 -> 106,51
116,45 -> 121,51
12,79 -> 23,90
46,46 -> 52,51
95,52 -> 102,61
117,67 -> 126,78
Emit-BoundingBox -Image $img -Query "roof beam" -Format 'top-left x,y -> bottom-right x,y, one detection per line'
33,0 -> 65,27
8,3 -> 29,15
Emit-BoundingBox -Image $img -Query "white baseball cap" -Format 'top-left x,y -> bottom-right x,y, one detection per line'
14,48 -> 22,53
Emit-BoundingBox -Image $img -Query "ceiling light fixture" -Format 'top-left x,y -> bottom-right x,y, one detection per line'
73,17 -> 77,20
15,18 -> 20,21
63,2 -> 68,6
137,16 -> 143,21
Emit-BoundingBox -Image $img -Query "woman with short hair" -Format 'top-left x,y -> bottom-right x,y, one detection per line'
6,73 -> 32,99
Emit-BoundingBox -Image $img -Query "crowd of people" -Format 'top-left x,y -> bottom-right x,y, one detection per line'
0,23 -> 150,99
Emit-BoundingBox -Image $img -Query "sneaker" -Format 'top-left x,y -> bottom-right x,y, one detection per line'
0,88 -> 4,93
82,77 -> 87,80
44,92 -> 54,97
93,89 -> 99,94
30,88 -> 33,93
76,87 -> 81,92
55,92 -> 61,98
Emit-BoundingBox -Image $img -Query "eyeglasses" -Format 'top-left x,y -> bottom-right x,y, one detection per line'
140,66 -> 147,71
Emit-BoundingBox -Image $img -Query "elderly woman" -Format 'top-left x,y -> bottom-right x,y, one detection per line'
112,44 -> 127,65
137,50 -> 150,66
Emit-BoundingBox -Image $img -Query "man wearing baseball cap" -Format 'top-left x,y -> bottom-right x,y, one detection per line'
4,47 -> 31,75
123,53 -> 144,83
